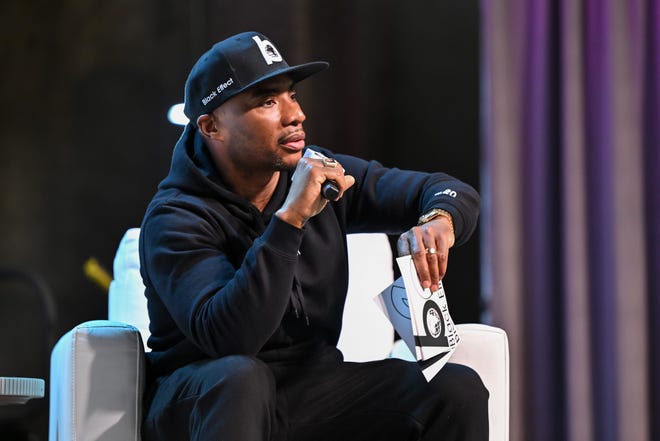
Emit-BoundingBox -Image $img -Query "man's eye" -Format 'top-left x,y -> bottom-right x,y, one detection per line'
262,98 -> 276,107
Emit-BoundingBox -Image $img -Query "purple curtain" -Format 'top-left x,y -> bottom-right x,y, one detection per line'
481,1 -> 660,440
644,1 -> 660,440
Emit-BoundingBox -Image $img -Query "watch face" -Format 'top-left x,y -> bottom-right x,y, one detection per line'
420,210 -> 440,224
419,209 -> 452,226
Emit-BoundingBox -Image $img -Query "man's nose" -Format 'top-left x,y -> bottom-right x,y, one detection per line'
283,97 -> 306,125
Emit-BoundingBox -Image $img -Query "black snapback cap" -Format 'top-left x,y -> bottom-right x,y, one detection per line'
183,31 -> 329,126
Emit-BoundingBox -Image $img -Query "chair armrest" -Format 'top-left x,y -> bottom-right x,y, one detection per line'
452,323 -> 509,441
49,320 -> 145,441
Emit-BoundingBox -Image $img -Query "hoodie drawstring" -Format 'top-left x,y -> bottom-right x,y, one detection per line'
292,276 -> 310,326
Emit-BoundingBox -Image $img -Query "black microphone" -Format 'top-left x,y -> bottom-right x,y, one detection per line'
321,180 -> 339,200
304,149 -> 340,200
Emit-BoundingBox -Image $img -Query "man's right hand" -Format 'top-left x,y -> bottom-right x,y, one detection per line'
275,156 -> 355,228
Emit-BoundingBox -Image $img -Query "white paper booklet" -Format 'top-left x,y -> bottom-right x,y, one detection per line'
375,255 -> 461,381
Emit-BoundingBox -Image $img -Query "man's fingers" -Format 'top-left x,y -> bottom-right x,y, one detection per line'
397,226 -> 451,292
309,157 -> 354,200
396,233 -> 411,257
404,228 -> 432,290
425,247 -> 449,292
425,247 -> 440,291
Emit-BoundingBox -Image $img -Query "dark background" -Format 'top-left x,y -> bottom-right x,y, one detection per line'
0,1 -> 479,438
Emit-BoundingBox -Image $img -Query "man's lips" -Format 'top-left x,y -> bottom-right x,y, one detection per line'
280,132 -> 306,151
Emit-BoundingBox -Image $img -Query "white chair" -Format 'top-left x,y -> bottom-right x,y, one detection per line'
49,228 -> 509,440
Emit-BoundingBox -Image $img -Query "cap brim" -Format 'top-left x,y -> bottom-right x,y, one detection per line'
283,61 -> 330,83
237,61 -> 329,97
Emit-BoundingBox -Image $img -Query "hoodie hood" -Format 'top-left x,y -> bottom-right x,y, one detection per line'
153,123 -> 291,238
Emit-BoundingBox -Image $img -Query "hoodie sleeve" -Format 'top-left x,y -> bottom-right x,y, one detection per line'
140,203 -> 304,359
324,149 -> 480,246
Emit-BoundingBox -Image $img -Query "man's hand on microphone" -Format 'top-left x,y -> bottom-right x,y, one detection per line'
275,156 -> 355,229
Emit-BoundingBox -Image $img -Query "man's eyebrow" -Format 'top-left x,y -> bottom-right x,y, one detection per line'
249,81 -> 296,98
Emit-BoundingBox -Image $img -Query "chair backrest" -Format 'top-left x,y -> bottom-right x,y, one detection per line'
108,229 -> 149,348
108,228 -> 396,361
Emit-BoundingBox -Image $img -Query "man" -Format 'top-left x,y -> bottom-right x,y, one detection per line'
139,31 -> 488,441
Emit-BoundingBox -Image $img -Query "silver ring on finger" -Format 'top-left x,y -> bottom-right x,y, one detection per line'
322,158 -> 338,168
426,247 -> 437,255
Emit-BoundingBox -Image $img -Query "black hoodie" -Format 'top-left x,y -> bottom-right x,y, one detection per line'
139,124 -> 480,378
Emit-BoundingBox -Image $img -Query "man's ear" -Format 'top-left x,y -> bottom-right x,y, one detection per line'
196,114 -> 222,139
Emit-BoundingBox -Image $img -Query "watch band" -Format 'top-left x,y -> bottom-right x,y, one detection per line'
417,208 -> 454,233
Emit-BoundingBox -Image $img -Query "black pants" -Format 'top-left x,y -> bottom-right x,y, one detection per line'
143,347 -> 489,441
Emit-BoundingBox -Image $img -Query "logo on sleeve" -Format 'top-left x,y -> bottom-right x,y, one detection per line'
434,189 -> 457,198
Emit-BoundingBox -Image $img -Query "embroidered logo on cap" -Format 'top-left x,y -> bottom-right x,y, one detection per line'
201,77 -> 234,107
252,35 -> 283,65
